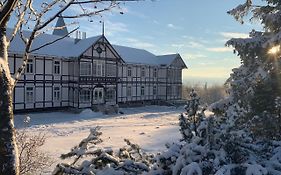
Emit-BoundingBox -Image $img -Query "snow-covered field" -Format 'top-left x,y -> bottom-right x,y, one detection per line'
15,105 -> 184,174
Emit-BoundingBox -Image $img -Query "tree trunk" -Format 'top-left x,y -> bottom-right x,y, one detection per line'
0,27 -> 19,175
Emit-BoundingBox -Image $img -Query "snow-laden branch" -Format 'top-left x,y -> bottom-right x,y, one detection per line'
8,0 -> 32,44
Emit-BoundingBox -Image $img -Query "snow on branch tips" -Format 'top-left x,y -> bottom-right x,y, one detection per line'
53,126 -> 154,175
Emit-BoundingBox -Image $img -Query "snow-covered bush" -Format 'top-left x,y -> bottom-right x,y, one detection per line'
53,126 -> 154,175
148,86 -> 281,175
17,120 -> 53,175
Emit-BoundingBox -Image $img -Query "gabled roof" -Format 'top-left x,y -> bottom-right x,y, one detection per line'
113,45 -> 158,65
156,54 -> 179,66
157,54 -> 187,68
113,45 -> 187,68
7,28 -> 187,68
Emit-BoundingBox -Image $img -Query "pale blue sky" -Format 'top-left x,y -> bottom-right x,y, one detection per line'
12,0 -> 263,85
72,0 -> 261,85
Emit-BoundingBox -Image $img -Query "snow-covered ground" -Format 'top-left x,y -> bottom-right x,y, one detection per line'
15,105 -> 184,174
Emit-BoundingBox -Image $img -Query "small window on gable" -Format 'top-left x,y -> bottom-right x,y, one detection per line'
26,59 -> 34,73
127,67 -> 132,77
54,61 -> 60,74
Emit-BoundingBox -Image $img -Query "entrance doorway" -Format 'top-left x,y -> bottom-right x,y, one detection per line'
93,88 -> 104,104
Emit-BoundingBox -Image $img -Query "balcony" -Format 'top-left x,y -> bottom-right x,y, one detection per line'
79,76 -> 117,83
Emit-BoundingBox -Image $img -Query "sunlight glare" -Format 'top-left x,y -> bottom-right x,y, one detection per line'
268,45 -> 281,55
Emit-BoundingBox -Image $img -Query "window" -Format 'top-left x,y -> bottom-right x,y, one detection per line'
26,87 -> 34,103
141,86 -> 145,96
167,69 -> 171,77
80,62 -> 92,76
26,59 -> 34,73
141,67 -> 145,77
177,86 -> 181,97
127,86 -> 132,97
106,63 -> 116,77
96,62 -> 102,76
127,67 -> 132,77
153,68 -> 157,77
153,86 -> 157,95
106,88 -> 115,101
93,60 -> 104,77
167,86 -> 172,96
80,89 -> 91,103
54,87 -> 61,101
54,61 -> 60,74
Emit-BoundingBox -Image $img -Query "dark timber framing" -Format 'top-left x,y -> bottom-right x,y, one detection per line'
10,35 -> 185,113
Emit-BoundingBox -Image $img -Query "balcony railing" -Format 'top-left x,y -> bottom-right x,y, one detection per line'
79,76 -> 117,83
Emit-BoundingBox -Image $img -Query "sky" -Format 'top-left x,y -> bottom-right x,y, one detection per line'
12,0 -> 263,85
71,0 -> 263,85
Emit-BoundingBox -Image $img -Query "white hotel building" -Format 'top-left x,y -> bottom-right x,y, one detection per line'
8,17 -> 187,112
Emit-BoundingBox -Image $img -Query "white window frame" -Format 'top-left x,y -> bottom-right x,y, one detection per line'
26,59 -> 34,74
54,60 -> 61,74
80,62 -> 92,76
106,88 -> 115,102
141,67 -> 145,77
127,67 -> 132,77
96,61 -> 103,77
153,86 -> 157,95
127,86 -> 132,97
53,86 -> 61,102
141,86 -> 145,96
79,89 -> 91,103
25,87 -> 34,103
153,68 -> 157,77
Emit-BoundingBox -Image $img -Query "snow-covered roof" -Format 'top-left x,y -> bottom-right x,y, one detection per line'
52,16 -> 69,36
113,45 -> 187,67
8,28 -> 187,68
8,28 -> 101,58
156,54 -> 179,65
112,45 -> 158,65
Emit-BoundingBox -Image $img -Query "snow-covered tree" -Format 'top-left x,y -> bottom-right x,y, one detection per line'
149,92 -> 281,175
53,126 -> 154,175
0,1 -> 138,174
224,0 -> 281,139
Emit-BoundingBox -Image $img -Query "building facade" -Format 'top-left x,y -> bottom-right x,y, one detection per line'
8,21 -> 187,112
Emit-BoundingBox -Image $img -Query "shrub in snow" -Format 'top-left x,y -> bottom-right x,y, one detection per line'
148,87 -> 281,175
17,128 -> 53,175
53,126 -> 154,175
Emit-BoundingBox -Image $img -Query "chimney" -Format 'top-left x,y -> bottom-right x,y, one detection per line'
82,32 -> 86,39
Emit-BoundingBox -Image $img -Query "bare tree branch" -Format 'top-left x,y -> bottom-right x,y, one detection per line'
9,0 -> 32,44
0,0 -> 18,27
29,27 -> 79,53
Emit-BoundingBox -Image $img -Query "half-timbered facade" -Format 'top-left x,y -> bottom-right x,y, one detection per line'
8,19 -> 187,112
